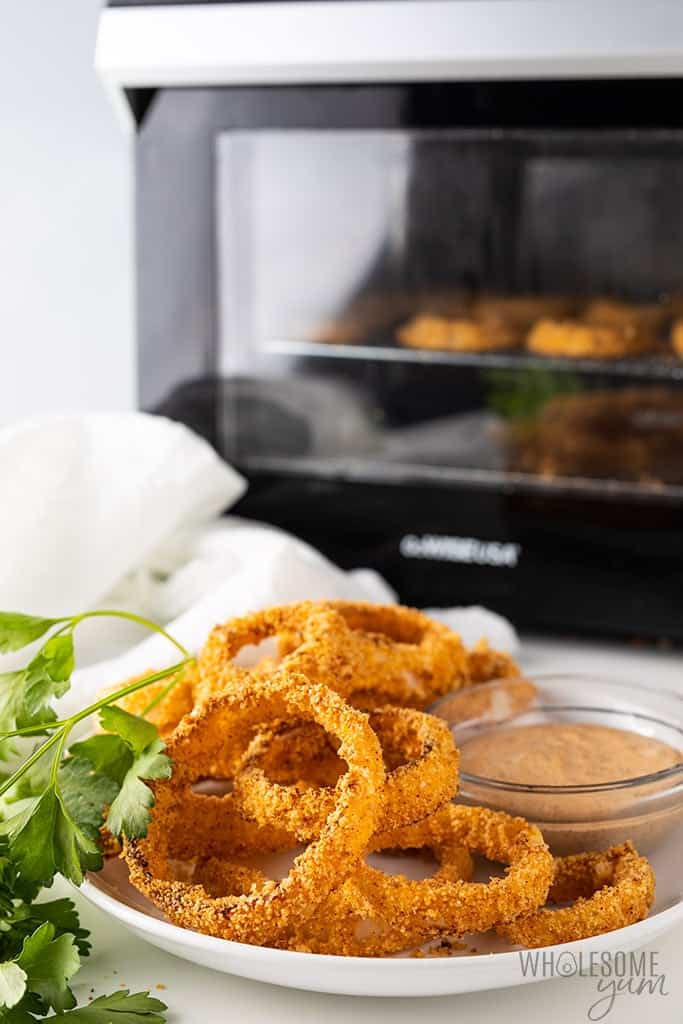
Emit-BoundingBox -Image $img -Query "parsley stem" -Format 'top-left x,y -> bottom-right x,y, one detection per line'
0,661 -> 193,742
0,659 -> 192,797
70,611 -> 190,658
66,659 -> 193,730
0,722 -> 61,740
50,730 -> 68,786
140,664 -> 188,718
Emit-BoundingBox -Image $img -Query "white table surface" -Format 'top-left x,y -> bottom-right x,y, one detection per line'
60,636 -> 683,1023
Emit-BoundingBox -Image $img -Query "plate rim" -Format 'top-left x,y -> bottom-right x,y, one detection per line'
79,872 -> 683,970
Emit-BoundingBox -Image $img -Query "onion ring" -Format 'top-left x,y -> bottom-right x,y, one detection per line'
196,602 -> 364,703
464,640 -> 520,686
197,602 -> 468,712
318,601 -> 468,708
397,314 -> 521,353
286,821 -> 475,956
232,706 -> 459,840
497,842 -> 655,947
182,824 -> 475,957
527,319 -> 655,358
346,804 -> 553,944
192,858 -> 267,898
124,671 -> 385,946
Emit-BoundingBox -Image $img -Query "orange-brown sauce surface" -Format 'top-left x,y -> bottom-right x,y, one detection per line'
461,722 -> 682,786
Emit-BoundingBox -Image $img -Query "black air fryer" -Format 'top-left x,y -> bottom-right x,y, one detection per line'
97,0 -> 683,643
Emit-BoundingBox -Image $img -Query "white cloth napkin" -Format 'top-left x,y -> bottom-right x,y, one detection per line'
60,517 -> 400,717
0,412 -> 518,718
0,412 -> 245,616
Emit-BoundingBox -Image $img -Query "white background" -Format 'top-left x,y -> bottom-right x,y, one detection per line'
0,0 -> 133,424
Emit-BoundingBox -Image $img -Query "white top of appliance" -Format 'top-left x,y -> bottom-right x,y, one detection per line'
96,0 -> 683,126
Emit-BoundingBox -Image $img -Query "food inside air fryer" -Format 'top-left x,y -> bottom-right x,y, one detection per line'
504,387 -> 683,484
671,317 -> 683,357
472,294 -> 577,328
583,297 -> 669,337
397,314 -> 522,352
526,318 -> 656,359
310,289 -> 680,360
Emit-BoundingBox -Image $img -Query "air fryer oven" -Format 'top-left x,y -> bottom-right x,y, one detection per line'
98,1 -> 683,643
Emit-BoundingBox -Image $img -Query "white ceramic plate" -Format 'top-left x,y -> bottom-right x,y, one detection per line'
80,825 -> 683,998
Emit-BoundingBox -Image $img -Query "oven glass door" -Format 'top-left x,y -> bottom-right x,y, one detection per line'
214,127 -> 683,502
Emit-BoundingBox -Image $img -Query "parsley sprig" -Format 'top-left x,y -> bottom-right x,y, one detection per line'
0,608 -> 195,1023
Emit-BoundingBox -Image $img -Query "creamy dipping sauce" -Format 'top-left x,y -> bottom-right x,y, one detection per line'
461,722 -> 682,786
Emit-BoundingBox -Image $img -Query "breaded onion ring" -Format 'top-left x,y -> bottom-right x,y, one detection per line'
193,858 -> 267,898
124,671 -> 385,946
286,833 -> 475,956
672,317 -> 683,358
348,804 -> 553,943
161,789 -> 297,862
196,602 -> 363,703
320,601 -> 468,707
497,842 -> 655,947
198,601 -> 467,711
184,828 -> 474,957
464,639 -> 520,686
397,314 -> 521,353
233,706 -> 459,840
242,721 -> 345,789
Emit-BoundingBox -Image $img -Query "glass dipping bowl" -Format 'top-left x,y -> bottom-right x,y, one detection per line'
430,674 -> 683,855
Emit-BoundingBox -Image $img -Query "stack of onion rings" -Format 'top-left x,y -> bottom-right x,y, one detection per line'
197,601 -> 470,711
117,600 -> 655,956
116,601 -> 518,733
125,670 -> 385,945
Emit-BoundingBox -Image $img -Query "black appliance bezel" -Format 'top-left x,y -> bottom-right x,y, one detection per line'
137,80 -> 683,643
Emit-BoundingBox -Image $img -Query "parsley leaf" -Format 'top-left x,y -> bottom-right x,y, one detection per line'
105,738 -> 170,840
0,607 -> 189,1024
0,634 -> 75,762
44,990 -> 167,1023
0,617 -> 60,656
59,759 -> 118,854
15,922 -> 80,1014
1,760 -> 117,889
22,636 -> 74,715
7,900 -> 90,961
77,708 -> 171,840
0,676 -> 54,763
1,790 -> 65,890
98,708 -> 157,757
0,838 -> 20,920
69,735 -> 132,788
0,841 -> 89,959
2,992 -> 44,1023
